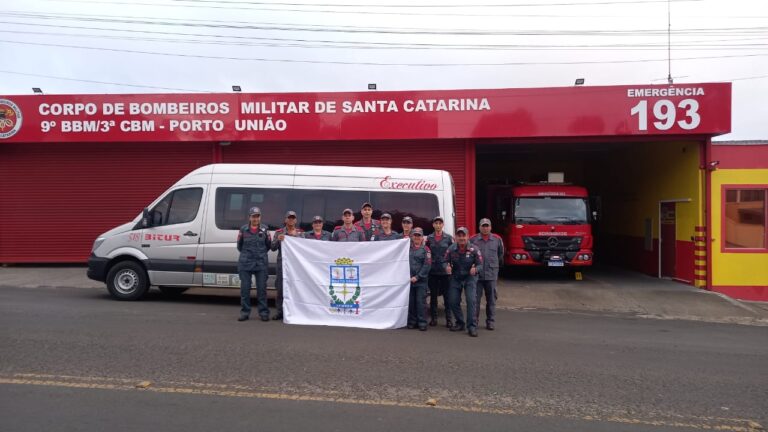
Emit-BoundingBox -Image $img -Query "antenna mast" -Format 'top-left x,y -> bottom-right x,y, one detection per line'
667,0 -> 673,84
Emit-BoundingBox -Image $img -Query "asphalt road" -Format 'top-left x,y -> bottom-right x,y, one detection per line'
1,286 -> 766,432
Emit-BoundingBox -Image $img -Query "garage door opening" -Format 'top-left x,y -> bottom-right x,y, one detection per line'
476,140 -> 704,285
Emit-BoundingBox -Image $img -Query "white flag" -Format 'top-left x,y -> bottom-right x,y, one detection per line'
282,236 -> 411,329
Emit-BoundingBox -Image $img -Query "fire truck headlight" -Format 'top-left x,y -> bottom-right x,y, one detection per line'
514,254 -> 521,260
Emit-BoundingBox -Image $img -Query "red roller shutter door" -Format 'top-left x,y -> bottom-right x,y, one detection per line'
222,140 -> 469,227
0,142 -> 214,263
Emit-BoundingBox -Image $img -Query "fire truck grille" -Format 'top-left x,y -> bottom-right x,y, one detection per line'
522,236 -> 582,251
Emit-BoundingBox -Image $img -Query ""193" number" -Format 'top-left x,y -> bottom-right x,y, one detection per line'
630,99 -> 701,131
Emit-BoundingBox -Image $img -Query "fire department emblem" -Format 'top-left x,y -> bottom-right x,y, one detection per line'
0,99 -> 22,139
328,257 -> 361,315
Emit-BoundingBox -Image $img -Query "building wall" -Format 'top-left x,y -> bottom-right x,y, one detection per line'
0,140 -> 472,263
710,168 -> 768,300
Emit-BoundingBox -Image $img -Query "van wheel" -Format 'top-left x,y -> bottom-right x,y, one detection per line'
159,286 -> 188,298
106,261 -> 149,301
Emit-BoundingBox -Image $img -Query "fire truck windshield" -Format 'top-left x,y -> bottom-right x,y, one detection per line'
514,197 -> 589,225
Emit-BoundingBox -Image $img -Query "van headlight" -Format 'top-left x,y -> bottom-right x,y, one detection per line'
91,237 -> 105,253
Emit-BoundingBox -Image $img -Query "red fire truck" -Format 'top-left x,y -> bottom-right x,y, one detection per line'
487,183 -> 594,268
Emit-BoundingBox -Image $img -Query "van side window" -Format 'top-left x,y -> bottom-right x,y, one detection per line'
150,188 -> 203,227
216,187 -> 291,230
216,187 -> 440,233
370,191 -> 440,234
167,188 -> 204,225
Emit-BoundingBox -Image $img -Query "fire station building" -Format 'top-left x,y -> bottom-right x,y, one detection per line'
1,83 -> 766,300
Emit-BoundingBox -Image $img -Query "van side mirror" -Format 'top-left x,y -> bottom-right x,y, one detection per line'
142,208 -> 150,228
592,210 -> 598,222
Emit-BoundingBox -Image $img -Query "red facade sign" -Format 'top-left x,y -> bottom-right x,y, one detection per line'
0,83 -> 731,143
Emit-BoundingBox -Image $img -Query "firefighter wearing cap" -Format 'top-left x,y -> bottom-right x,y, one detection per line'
236,206 -> 272,322
270,210 -> 304,321
470,218 -> 505,330
426,216 -> 454,327
373,213 -> 400,241
400,216 -> 414,239
354,202 -> 381,241
332,209 -> 365,242
304,215 -> 332,241
444,227 -> 483,337
408,227 -> 432,330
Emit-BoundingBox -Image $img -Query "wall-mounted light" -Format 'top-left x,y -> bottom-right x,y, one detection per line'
32,87 -> 43,94
574,78 -> 585,86
232,85 -> 242,92
368,83 -> 377,90
707,160 -> 720,171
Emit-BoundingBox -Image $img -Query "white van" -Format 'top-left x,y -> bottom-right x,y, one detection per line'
87,163 -> 456,300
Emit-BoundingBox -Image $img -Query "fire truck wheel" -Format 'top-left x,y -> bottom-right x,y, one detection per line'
106,261 -> 149,301
159,286 -> 189,298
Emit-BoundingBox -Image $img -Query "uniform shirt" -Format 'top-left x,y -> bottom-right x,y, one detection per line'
409,243 -> 432,284
470,233 -> 505,281
304,230 -> 332,241
236,223 -> 272,272
354,219 -> 381,241
331,225 -> 366,242
444,243 -> 483,278
373,230 -> 401,241
270,226 -> 304,260
426,232 -> 454,276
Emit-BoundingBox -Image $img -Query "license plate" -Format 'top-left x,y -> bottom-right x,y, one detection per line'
548,261 -> 564,267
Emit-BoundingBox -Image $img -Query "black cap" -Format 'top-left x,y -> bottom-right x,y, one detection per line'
249,206 -> 261,216
432,216 -> 444,223
361,202 -> 372,209
380,213 -> 392,219
402,216 -> 413,223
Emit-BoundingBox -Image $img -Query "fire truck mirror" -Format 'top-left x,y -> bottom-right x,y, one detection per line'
592,210 -> 599,222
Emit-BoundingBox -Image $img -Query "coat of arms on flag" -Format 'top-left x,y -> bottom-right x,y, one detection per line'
328,257 -> 361,314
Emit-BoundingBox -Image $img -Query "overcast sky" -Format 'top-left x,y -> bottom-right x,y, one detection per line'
2,0 -> 765,140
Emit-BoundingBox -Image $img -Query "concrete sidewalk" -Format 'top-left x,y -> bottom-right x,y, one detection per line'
494,266 -> 768,326
1,265 -> 767,326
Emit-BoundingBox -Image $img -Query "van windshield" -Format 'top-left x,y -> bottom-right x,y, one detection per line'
216,188 -> 441,234
514,197 -> 589,225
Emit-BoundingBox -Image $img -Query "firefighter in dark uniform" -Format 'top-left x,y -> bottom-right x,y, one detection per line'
426,215 -> 454,327
444,227 -> 483,337
400,216 -> 414,238
470,218 -> 505,330
354,202 -> 381,241
373,213 -> 400,241
270,210 -> 304,321
408,227 -> 432,331
332,208 -> 366,242
304,215 -> 332,241
236,206 -> 272,322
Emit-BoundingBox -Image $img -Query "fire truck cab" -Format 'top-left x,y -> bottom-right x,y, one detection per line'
488,181 -> 594,268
